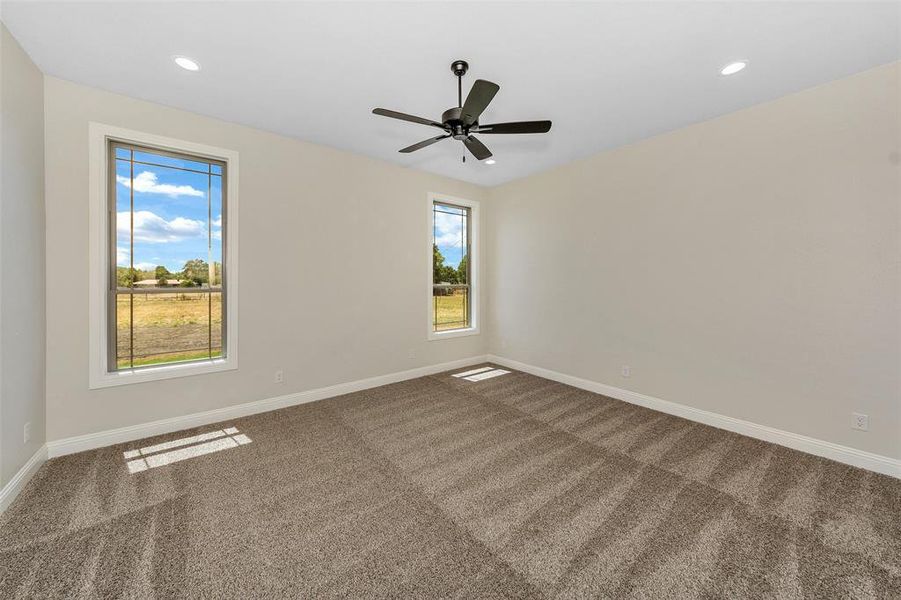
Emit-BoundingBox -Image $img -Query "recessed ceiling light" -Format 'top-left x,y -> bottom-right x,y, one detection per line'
485,159 -> 496,165
174,56 -> 201,71
720,61 -> 747,76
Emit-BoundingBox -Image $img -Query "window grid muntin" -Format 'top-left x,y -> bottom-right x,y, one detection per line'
108,139 -> 227,372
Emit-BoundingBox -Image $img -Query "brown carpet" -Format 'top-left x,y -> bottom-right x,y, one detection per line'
1,365 -> 899,598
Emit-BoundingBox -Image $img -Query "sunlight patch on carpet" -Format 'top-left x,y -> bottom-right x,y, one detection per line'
125,427 -> 251,473
462,368 -> 510,382
452,366 -> 495,378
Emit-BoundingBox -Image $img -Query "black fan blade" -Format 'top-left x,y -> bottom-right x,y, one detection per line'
463,135 -> 492,161
461,79 -> 500,126
477,120 -> 552,134
372,108 -> 446,130
399,134 -> 451,153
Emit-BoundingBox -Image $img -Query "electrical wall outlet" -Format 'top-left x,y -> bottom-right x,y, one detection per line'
23,422 -> 31,444
621,365 -> 631,378
274,369 -> 285,384
408,349 -> 416,359
851,413 -> 869,431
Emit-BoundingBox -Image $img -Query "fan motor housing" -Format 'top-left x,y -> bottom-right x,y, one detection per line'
441,107 -> 462,125
442,107 -> 472,139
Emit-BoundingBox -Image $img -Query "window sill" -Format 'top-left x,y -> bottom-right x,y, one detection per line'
428,327 -> 480,341
89,358 -> 236,389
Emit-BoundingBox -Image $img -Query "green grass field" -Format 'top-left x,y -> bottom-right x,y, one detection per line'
433,291 -> 469,331
117,292 -> 222,368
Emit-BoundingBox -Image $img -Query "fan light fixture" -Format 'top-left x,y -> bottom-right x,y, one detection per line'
721,61 -> 747,76
174,56 -> 201,71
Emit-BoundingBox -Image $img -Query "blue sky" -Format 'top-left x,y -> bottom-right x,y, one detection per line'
433,204 -> 467,269
116,153 -> 221,274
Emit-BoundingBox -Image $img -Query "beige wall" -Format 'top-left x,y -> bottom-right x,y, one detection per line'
44,77 -> 486,442
1,24 -> 46,486
486,62 -> 901,459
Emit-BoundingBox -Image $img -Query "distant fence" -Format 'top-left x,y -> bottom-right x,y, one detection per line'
433,284 -> 468,297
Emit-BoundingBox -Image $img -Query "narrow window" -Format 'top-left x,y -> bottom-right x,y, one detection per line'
432,200 -> 472,333
109,141 -> 226,371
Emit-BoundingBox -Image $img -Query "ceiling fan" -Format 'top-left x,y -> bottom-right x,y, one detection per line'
372,60 -> 552,162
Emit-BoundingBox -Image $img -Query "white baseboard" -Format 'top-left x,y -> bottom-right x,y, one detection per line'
47,355 -> 489,458
41,351 -> 899,478
0,445 -> 48,514
487,354 -> 900,479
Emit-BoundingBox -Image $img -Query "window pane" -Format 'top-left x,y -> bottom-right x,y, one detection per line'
111,142 -> 226,371
459,213 -> 469,285
130,291 -> 213,367
211,291 -> 223,358
432,202 -> 470,331
116,293 -> 132,368
210,175 -> 223,287
433,204 -> 468,283
126,163 -> 210,285
115,159 -> 133,285
132,150 -> 211,174
435,203 -> 464,215
433,286 -> 469,331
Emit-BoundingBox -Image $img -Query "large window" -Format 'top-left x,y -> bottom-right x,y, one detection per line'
110,142 -> 226,370
89,124 -> 238,388
429,194 -> 479,339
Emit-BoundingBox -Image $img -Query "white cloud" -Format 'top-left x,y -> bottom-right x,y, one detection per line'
118,210 -> 206,243
212,214 -> 222,240
115,246 -> 158,271
117,171 -> 204,198
433,210 -> 466,248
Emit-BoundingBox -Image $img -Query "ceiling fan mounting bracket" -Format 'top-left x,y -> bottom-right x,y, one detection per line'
450,60 -> 469,77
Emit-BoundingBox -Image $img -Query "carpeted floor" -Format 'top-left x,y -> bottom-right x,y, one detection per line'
1,365 -> 899,598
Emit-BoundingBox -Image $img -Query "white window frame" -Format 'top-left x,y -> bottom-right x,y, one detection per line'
427,192 -> 480,341
88,123 -> 239,388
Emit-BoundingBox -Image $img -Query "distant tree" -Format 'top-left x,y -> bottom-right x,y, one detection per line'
157,277 -> 169,287
179,279 -> 196,288
457,253 -> 468,284
211,261 -> 222,286
433,245 -> 445,284
116,267 -> 139,287
434,245 -> 467,284
155,265 -> 172,280
181,259 -> 209,286
439,265 -> 459,284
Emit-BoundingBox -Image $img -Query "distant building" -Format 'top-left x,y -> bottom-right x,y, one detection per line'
133,279 -> 182,287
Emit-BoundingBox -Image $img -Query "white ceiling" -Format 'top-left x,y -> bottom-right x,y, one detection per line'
3,1 -> 899,186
